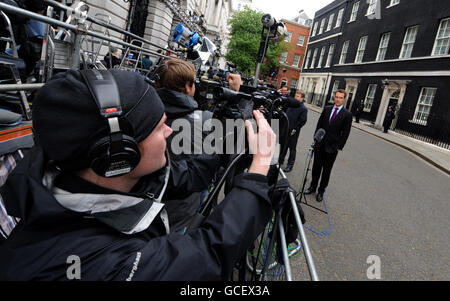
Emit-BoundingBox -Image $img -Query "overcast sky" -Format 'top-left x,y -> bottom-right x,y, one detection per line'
251,0 -> 335,21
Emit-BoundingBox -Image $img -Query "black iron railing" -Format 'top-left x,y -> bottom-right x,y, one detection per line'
395,111 -> 450,150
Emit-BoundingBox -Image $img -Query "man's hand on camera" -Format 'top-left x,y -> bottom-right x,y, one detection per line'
227,74 -> 243,92
246,110 -> 276,176
290,129 -> 297,136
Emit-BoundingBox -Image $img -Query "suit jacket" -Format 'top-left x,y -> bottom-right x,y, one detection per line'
315,105 -> 353,153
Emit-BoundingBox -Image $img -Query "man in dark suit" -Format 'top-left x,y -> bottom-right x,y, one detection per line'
280,90 -> 308,173
305,89 -> 353,202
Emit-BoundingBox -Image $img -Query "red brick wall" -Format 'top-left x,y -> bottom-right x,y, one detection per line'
272,20 -> 310,90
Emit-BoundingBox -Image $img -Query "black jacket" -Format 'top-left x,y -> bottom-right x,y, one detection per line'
383,111 -> 396,128
157,88 -> 214,161
315,106 -> 353,153
285,101 -> 308,132
0,146 -> 272,280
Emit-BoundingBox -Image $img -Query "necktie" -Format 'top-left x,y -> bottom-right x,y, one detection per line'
330,108 -> 339,124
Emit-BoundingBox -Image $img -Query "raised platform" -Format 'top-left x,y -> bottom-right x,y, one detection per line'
0,121 -> 33,156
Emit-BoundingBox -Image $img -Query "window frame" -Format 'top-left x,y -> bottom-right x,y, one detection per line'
339,40 -> 350,64
312,22 -> 318,37
292,54 -> 301,67
411,87 -> 437,125
349,1 -> 360,23
327,13 -> 335,31
432,17 -> 450,56
335,8 -> 345,28
399,25 -> 419,59
366,0 -> 377,16
317,46 -> 326,68
297,34 -> 306,46
376,32 -> 391,61
290,78 -> 298,90
285,31 -> 293,43
303,50 -> 311,69
280,51 -> 288,63
364,84 -> 377,112
325,43 -> 335,67
311,48 -> 319,69
355,35 -> 368,63
387,0 -> 400,8
319,18 -> 326,35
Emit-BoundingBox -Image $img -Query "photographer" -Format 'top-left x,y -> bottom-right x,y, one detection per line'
0,69 -> 276,281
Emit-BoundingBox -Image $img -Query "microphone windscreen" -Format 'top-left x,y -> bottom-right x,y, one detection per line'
314,128 -> 326,142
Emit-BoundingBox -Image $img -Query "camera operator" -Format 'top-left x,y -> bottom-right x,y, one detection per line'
154,60 -> 243,231
278,90 -> 308,173
0,69 -> 276,281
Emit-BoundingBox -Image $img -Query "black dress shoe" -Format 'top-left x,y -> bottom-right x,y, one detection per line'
304,187 -> 315,195
316,192 -> 324,203
284,165 -> 293,173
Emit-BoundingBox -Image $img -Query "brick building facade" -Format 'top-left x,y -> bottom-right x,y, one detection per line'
274,19 -> 311,92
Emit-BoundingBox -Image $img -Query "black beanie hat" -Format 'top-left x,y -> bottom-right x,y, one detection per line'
33,69 -> 165,172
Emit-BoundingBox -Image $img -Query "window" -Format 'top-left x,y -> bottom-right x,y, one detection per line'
319,18 -> 326,35
412,88 -> 437,125
335,9 -> 344,28
290,78 -> 298,90
285,31 -> 293,42
280,52 -> 288,63
400,26 -> 418,58
388,0 -> 400,7
432,18 -> 450,56
311,48 -> 319,69
297,34 -> 306,46
293,54 -> 301,67
367,0 -> 377,15
327,14 -> 335,31
339,40 -> 350,64
330,81 -> 340,103
325,44 -> 335,67
355,36 -> 368,63
317,46 -> 326,68
312,22 -> 318,36
303,50 -> 311,69
376,32 -> 391,61
364,84 -> 377,112
349,1 -> 359,22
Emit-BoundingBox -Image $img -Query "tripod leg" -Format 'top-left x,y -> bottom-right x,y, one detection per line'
280,169 -> 319,281
277,211 -> 292,281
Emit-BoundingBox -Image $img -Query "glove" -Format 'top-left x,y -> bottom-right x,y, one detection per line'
290,129 -> 297,136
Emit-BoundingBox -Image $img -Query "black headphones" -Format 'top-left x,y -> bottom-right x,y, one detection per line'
80,69 -> 141,178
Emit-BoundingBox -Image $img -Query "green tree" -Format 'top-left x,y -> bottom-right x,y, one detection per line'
225,6 -> 289,78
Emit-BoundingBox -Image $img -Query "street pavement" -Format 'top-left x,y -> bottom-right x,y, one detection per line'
283,107 -> 450,281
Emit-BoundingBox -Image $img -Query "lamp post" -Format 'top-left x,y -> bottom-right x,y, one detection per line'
253,14 -> 286,87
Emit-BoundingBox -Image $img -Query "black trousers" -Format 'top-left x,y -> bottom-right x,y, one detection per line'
310,145 -> 338,193
279,132 -> 300,167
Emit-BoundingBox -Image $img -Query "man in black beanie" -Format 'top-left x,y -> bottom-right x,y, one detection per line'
0,69 -> 277,281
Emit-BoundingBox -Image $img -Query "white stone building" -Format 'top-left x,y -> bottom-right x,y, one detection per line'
77,0 -> 241,68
